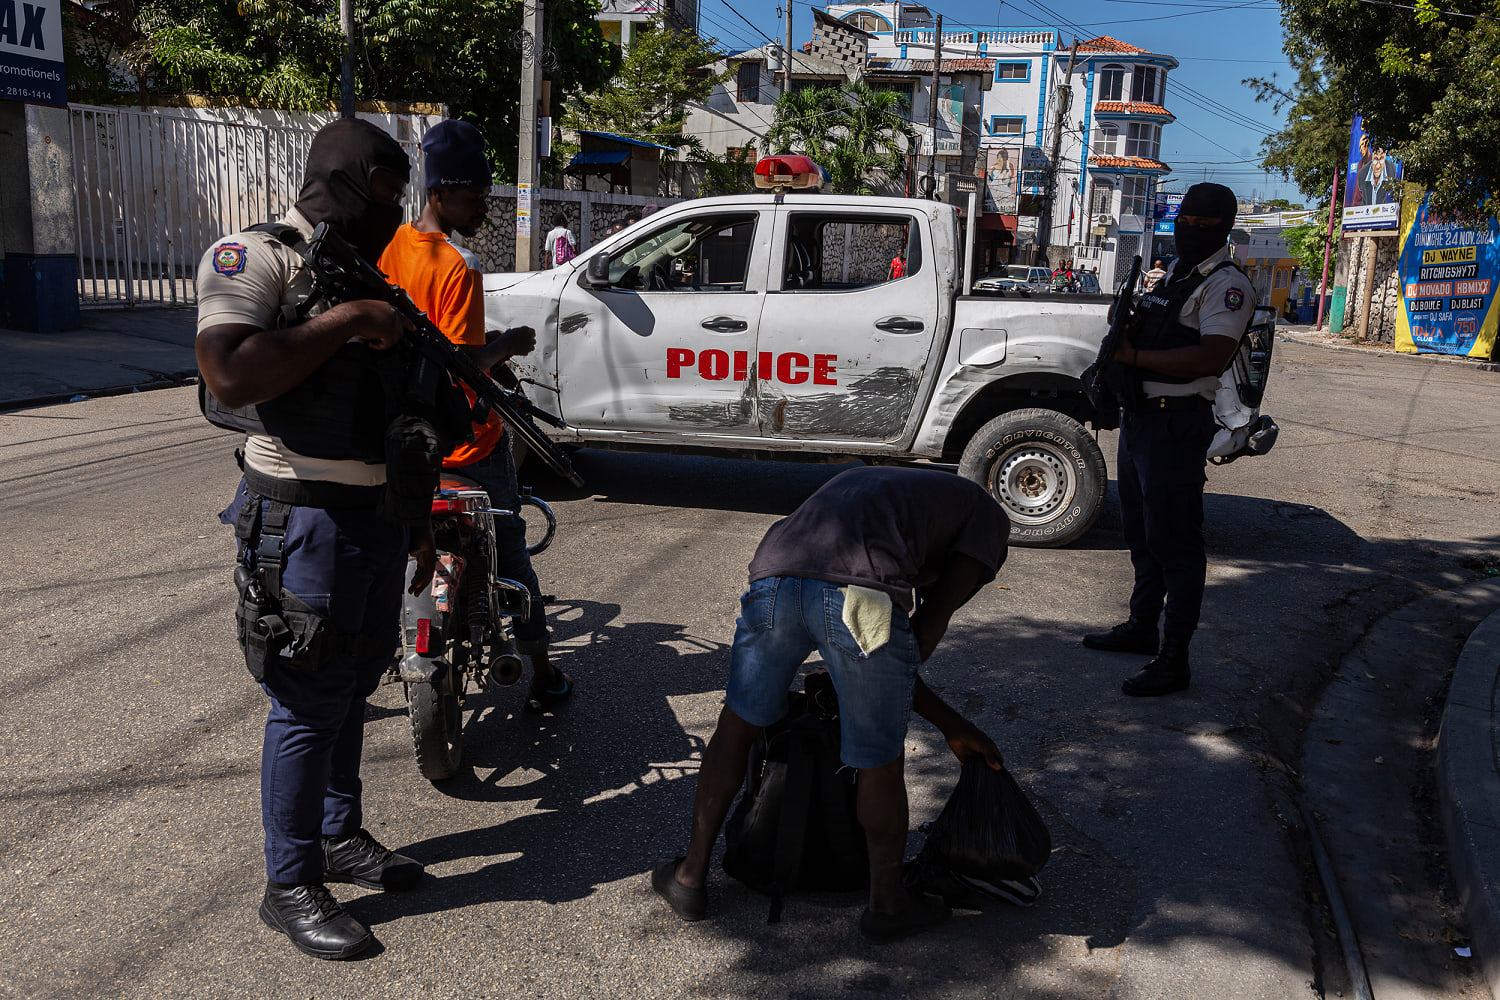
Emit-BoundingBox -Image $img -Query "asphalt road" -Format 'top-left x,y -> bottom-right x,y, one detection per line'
1,341 -> 1497,1000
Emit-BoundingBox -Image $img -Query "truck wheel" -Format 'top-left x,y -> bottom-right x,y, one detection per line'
959,408 -> 1106,548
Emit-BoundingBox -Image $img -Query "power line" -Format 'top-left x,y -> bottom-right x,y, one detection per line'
1353,0 -> 1500,21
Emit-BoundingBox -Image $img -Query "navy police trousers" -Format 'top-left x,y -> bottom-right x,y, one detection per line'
1117,407 -> 1217,641
225,484 -> 407,884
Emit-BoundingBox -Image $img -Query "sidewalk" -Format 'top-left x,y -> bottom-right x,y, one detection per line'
0,307 -> 199,411
1441,595 -> 1500,1000
1278,322 -> 1500,373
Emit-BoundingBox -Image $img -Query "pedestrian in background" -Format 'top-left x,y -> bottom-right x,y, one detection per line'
544,212 -> 576,268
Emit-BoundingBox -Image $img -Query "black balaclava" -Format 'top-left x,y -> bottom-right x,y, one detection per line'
1173,182 -> 1237,274
295,118 -> 411,262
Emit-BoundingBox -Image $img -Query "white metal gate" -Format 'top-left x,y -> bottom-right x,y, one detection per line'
68,105 -> 428,307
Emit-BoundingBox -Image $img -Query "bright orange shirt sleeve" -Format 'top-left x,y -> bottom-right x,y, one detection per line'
379,225 -> 504,467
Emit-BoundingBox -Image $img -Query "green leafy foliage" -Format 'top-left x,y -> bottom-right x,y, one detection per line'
62,0 -> 617,180
560,17 -> 729,158
696,145 -> 758,197
1276,0 -> 1500,223
1244,45 -> 1354,206
1282,203 -> 1340,281
763,81 -> 915,195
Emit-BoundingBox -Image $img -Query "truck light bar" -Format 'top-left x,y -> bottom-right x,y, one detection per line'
753,155 -> 827,191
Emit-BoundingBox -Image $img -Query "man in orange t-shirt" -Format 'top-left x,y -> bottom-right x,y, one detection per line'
379,119 -> 572,713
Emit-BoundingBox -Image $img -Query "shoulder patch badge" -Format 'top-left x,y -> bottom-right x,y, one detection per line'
1224,287 -> 1245,311
213,243 -> 248,276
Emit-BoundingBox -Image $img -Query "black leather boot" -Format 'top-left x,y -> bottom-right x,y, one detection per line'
1083,617 -> 1159,655
259,882 -> 371,960
323,828 -> 423,890
1121,636 -> 1191,696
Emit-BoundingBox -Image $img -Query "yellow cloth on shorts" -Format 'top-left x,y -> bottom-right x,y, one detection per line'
840,585 -> 892,656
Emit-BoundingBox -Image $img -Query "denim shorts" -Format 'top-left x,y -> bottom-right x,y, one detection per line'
725,576 -> 920,769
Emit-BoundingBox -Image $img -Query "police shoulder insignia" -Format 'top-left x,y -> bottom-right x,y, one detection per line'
1224,286 -> 1245,311
213,243 -> 248,276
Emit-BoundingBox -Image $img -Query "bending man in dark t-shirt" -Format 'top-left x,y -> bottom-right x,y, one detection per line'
651,466 -> 1011,943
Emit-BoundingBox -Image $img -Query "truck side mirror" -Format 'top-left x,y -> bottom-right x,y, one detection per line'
584,253 -> 611,287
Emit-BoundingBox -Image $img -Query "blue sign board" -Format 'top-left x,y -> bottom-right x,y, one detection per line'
0,0 -> 67,107
1342,111 -> 1403,232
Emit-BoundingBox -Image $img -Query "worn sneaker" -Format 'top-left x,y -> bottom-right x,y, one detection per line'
323,828 -> 423,891
525,670 -> 574,714
259,882 -> 371,960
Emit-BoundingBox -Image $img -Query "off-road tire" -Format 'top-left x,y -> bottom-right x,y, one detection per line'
958,408 -> 1107,548
409,675 -> 463,781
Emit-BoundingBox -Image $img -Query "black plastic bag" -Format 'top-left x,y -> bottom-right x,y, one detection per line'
919,757 -> 1050,890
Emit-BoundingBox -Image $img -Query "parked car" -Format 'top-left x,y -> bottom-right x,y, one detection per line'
973,264 -> 1054,296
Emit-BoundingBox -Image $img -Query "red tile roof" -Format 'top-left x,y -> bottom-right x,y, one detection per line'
868,58 -> 997,74
1089,155 -> 1172,172
1078,36 -> 1150,54
1093,100 -> 1174,119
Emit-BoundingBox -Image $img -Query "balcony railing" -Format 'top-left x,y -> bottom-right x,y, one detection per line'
895,29 -> 1055,46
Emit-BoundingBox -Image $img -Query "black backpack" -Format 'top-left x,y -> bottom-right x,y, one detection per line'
721,670 -> 869,921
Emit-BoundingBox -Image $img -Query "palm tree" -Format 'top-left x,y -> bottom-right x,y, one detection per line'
763,81 -> 916,195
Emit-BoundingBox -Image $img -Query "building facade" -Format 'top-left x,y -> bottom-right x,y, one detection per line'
824,3 -> 1178,282
596,0 -> 699,48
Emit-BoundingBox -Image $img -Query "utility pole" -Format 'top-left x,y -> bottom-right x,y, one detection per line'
1036,40 -> 1079,266
923,15 -> 943,198
785,3 -> 793,87
339,0 -> 356,117
1315,167 -> 1340,330
516,0 -> 544,271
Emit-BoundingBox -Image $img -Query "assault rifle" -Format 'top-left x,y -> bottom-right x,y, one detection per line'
300,222 -> 584,487
1079,255 -> 1143,432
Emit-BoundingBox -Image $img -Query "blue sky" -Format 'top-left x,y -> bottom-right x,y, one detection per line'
695,0 -> 1307,205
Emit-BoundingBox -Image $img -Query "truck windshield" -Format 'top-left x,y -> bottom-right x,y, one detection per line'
1005,265 -> 1035,280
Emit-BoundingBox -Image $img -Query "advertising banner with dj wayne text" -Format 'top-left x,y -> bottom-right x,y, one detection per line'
1395,182 -> 1500,359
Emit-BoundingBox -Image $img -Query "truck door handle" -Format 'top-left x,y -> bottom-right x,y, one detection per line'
701,316 -> 747,332
875,316 -> 924,333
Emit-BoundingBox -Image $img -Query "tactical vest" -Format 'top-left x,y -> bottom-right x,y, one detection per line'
1129,260 -> 1247,385
199,223 -> 404,465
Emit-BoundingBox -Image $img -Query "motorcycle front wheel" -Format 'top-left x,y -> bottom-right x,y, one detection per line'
409,670 -> 463,781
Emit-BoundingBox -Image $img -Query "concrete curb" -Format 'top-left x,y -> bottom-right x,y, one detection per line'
1279,329 -> 1500,372
0,371 -> 199,413
1439,590 -> 1500,1000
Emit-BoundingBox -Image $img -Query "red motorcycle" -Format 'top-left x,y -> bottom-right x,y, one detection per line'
390,473 -> 556,781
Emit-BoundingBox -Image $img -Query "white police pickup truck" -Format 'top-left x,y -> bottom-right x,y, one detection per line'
483,184 -> 1119,546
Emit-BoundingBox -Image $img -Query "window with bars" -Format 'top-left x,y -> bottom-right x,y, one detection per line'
737,62 -> 760,103
1091,183 -> 1114,215
990,116 -> 1026,136
1097,63 -> 1125,102
1125,122 -> 1160,160
1120,176 -> 1150,217
1131,65 -> 1160,104
867,80 -> 915,119
995,61 -> 1029,81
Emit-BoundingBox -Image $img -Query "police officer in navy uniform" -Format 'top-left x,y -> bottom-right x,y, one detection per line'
1082,183 -> 1254,696
195,118 -> 436,960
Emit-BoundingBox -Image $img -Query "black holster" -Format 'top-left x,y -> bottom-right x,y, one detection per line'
232,495 -> 332,681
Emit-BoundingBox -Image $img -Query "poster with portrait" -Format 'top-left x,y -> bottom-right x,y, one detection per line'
936,84 -> 963,154
1394,182 -> 1499,359
1341,111 -> 1403,231
983,146 -> 1020,214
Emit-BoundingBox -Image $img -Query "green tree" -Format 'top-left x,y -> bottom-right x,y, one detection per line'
1282,204 -> 1340,285
763,81 -> 915,195
560,17 -> 729,159
1244,44 -> 1355,205
696,146 -> 758,197
1275,0 -> 1500,222
62,0 -> 617,182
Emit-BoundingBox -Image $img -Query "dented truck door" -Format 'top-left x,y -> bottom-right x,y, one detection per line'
753,206 -> 946,445
554,207 -> 771,438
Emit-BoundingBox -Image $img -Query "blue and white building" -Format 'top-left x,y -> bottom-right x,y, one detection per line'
824,3 -> 1179,281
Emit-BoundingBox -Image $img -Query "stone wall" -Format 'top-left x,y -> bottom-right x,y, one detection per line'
1342,233 -> 1402,343
820,222 -> 908,285
460,186 -> 683,272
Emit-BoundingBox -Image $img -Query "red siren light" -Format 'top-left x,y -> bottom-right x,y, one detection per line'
753,155 -> 828,191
